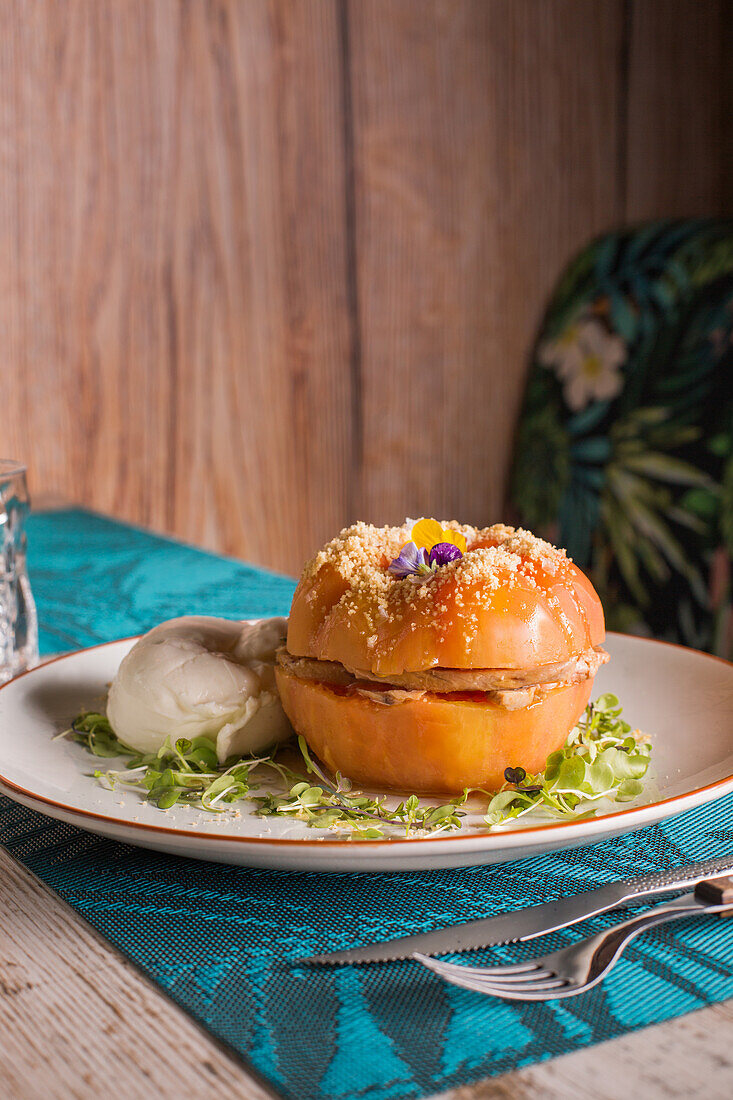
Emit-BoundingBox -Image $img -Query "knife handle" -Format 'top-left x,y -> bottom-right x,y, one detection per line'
695,876 -> 733,918
619,856 -> 733,903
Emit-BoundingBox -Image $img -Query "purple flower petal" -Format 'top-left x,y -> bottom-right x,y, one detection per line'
428,542 -> 463,568
388,541 -> 431,578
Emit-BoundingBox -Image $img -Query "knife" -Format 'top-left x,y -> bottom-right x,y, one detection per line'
303,854 -> 733,965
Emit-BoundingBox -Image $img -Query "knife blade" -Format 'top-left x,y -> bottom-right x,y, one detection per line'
303,853 -> 733,965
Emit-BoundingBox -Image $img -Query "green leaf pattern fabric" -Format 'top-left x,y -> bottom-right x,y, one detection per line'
511,219 -> 733,658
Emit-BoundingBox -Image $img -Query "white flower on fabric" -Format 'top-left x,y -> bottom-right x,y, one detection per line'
538,314 -> 626,411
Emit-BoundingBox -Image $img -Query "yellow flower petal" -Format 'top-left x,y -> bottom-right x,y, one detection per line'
410,519 -> 467,555
441,529 -> 466,553
411,518 -> 445,551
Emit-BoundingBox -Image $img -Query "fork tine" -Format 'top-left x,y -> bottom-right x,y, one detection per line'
451,979 -> 577,1002
416,954 -> 559,988
412,952 -> 548,978
424,964 -> 556,985
418,963 -> 579,1001
460,971 -> 555,985
475,976 -> 569,992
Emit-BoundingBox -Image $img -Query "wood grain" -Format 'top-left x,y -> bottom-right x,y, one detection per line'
348,0 -> 624,528
626,0 -> 731,220
0,0 -> 353,574
3,843 -> 733,1100
0,847 -> 273,1100
0,1 -> 731,575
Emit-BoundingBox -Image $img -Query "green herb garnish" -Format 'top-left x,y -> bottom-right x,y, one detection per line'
63,716 -> 467,838
484,693 -> 652,825
64,693 -> 651,838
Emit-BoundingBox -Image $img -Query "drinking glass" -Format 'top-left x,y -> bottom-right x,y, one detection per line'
0,461 -> 38,684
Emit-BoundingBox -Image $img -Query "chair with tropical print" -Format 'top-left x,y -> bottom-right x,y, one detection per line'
510,218 -> 733,659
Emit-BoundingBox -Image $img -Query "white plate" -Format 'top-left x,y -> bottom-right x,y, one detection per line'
0,633 -> 731,872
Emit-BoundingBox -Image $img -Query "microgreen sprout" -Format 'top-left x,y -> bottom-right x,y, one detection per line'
249,735 -> 469,837
65,714 -> 468,837
66,694 -> 651,838
483,693 -> 652,826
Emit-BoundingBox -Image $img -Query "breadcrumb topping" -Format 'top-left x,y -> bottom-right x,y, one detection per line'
301,520 -> 571,640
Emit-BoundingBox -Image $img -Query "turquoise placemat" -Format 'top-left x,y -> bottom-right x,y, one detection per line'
2,508 -> 732,1100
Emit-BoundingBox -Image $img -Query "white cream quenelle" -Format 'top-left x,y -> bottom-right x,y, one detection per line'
106,616 -> 292,763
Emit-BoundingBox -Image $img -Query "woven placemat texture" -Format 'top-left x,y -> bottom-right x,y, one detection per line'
1,508 -> 731,1100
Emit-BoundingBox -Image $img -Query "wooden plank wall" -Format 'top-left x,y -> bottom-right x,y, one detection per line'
1,0 -> 731,575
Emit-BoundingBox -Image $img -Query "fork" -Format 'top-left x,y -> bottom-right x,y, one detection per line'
414,890 -> 733,1001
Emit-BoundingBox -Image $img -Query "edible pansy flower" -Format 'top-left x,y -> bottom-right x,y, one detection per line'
388,520 -> 465,579
388,540 -> 432,578
428,542 -> 463,568
411,518 -> 467,555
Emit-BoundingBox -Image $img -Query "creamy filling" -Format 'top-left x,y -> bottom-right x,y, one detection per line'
276,646 -> 608,709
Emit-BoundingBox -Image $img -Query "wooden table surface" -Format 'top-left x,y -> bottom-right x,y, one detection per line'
3,843 -> 733,1099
